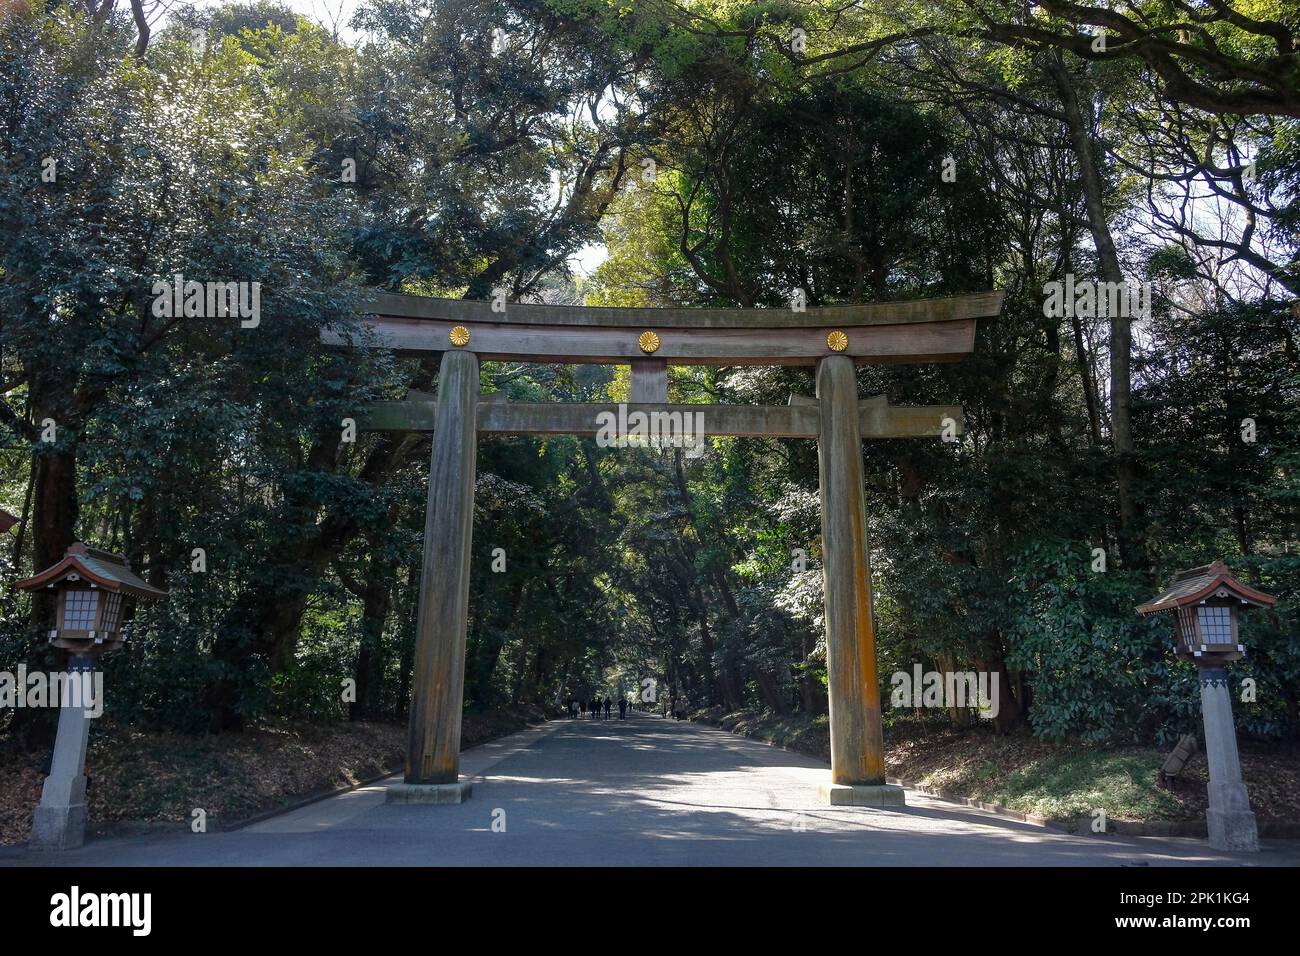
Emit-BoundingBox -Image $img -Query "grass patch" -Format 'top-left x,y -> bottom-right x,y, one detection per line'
954,748 -> 1182,821
692,707 -> 1300,824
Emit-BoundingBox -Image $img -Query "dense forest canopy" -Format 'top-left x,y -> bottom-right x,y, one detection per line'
1,0 -> 1297,747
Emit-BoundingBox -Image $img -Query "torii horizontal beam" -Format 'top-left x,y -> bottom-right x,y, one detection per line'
322,290 -> 1003,366
357,395 -> 962,440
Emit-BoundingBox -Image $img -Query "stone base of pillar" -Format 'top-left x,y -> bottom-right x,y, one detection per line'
29,802 -> 88,851
817,782 -> 906,807
1208,807 -> 1259,852
385,781 -> 472,805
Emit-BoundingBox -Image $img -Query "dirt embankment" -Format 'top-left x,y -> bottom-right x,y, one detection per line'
0,707 -> 546,845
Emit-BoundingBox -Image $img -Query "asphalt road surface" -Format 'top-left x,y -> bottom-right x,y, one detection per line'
4,713 -> 1296,866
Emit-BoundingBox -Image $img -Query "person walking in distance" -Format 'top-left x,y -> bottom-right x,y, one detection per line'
618,696 -> 627,719
604,696 -> 612,719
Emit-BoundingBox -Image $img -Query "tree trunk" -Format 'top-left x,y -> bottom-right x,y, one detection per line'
936,653 -> 973,728
1069,315 -> 1104,445
32,446 -> 77,584
756,668 -> 787,714
396,561 -> 417,719
350,548 -> 395,721
798,629 -> 827,715
976,649 -> 1023,733
1047,54 -> 1144,569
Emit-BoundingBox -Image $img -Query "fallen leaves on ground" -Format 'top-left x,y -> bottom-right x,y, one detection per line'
0,708 -> 541,846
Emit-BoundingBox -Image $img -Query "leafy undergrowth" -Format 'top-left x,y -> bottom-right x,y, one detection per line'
0,707 -> 544,846
692,707 -> 1300,824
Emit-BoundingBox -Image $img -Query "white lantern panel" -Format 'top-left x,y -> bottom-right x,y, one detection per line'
100,591 -> 123,632
63,590 -> 99,630
1198,606 -> 1233,644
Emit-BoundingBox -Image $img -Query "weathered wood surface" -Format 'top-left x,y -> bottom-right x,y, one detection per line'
859,397 -> 963,439
629,359 -> 668,403
816,354 -> 887,786
406,349 -> 478,785
322,317 -> 977,365
358,398 -> 964,440
478,402 -> 819,438
355,290 -> 1005,329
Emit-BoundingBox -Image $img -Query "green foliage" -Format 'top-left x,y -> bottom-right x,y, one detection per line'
1003,539 -> 1174,744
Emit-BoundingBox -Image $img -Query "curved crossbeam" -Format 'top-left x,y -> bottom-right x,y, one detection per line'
322,290 -> 1004,366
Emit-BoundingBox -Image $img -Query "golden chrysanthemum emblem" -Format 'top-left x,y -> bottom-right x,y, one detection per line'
449,325 -> 471,347
638,330 -> 661,354
826,330 -> 849,352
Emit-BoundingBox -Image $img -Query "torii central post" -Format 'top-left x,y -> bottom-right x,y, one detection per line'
324,290 -> 1004,805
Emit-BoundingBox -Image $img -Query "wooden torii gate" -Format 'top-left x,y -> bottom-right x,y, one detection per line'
325,289 -> 1004,805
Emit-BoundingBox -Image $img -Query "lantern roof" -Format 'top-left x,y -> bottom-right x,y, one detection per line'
0,508 -> 17,534
15,542 -> 167,600
1136,560 -> 1276,616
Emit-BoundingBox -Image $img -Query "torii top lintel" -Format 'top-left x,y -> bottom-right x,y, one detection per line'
323,290 -> 1004,366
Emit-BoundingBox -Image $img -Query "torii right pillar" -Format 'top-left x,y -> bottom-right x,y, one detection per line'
815,355 -> 905,806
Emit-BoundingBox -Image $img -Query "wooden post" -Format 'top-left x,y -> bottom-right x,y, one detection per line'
815,355 -> 903,805
629,359 -> 668,403
395,348 -> 478,802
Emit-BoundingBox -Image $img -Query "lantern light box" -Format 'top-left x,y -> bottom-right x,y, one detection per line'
1137,560 -> 1277,663
16,543 -> 166,653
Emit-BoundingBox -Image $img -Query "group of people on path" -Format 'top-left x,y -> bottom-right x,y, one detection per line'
568,696 -> 631,720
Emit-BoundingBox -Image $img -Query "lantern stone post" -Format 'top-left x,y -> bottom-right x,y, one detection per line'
1198,667 -> 1258,851
30,654 -> 96,850
1137,560 -> 1276,853
17,543 -> 166,850
29,655 -> 98,848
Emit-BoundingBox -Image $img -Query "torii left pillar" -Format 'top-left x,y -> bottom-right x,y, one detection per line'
387,348 -> 478,804
815,355 -> 905,806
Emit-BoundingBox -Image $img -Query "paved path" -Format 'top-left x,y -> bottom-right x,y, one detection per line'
4,714 -> 1296,866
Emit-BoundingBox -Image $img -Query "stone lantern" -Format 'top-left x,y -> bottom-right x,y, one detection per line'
1137,560 -> 1276,852
16,542 -> 166,850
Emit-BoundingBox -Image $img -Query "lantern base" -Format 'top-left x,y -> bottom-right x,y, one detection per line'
817,783 -> 906,807
29,802 -> 88,851
385,781 -> 472,805
1207,806 -> 1259,852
